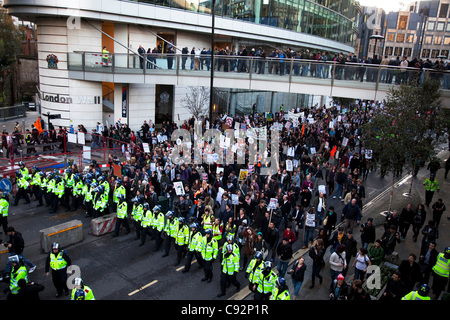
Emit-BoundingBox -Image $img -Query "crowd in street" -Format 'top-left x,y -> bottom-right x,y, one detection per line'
2,100 -> 450,301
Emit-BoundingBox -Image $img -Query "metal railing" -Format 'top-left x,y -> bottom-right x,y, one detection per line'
68,52 -> 450,91
0,105 -> 27,121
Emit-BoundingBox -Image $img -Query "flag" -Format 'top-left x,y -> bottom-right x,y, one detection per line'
301,123 -> 305,137
330,145 -> 337,158
34,118 -> 43,134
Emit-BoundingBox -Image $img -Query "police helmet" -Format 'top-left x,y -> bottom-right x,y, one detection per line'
205,229 -> 213,235
65,168 -> 72,174
276,277 -> 286,287
15,171 -> 22,178
143,202 -> 150,209
227,234 -> 234,242
117,194 -> 125,202
19,161 -> 25,167
178,217 -> 186,224
165,210 -> 174,218
418,284 -> 430,296
116,179 -> 122,185
190,223 -> 199,230
255,251 -> 263,260
226,244 -> 233,252
52,242 -> 60,251
7,255 -> 20,265
264,261 -> 272,269
32,166 -> 39,172
73,289 -> 86,300
73,277 -> 84,287
153,205 -> 161,212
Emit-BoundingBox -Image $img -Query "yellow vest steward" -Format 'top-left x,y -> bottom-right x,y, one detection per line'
432,253 -> 450,278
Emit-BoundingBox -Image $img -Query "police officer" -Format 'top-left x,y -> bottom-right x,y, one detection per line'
431,246 -> 450,298
113,179 -> 126,213
45,242 -> 71,297
6,255 -> 28,300
162,211 -> 177,258
18,161 -> 30,180
50,174 -> 69,214
71,173 -> 84,212
254,260 -> 277,300
217,243 -> 240,297
112,194 -> 130,237
270,277 -> 291,300
402,283 -> 431,300
153,205 -> 165,252
0,191 -> 9,234
131,196 -> 143,241
246,251 -> 264,292
174,217 -> 189,266
201,229 -> 218,283
13,171 -> 30,206
182,222 -> 204,273
64,168 -> 74,208
29,166 -> 43,207
93,185 -> 107,218
71,277 -> 95,300
139,202 -> 153,246
83,178 -> 94,217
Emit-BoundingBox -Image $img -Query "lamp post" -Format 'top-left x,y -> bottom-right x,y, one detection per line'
209,0 -> 215,124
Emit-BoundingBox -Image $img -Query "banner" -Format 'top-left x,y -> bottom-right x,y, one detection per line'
122,85 -> 128,118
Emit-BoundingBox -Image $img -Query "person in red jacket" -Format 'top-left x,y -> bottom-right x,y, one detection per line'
282,224 -> 296,244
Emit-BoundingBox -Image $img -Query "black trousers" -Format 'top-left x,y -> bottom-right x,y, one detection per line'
164,235 -> 173,255
32,186 -> 42,205
175,244 -> 187,265
14,187 -> 29,205
220,272 -> 240,294
114,217 -> 130,236
51,268 -> 69,295
203,260 -> 214,280
184,250 -> 203,271
154,230 -> 163,251
51,195 -> 69,213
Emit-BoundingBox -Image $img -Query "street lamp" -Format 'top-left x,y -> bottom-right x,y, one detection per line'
369,34 -> 384,58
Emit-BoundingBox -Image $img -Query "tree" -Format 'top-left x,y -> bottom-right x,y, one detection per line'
181,86 -> 210,120
0,9 -> 21,67
361,79 -> 444,212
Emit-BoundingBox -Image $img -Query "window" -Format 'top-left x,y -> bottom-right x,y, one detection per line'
434,36 -> 443,45
422,49 -> 430,58
447,23 -> 450,32
441,50 -> 449,58
439,3 -> 449,18
394,47 -> 403,56
387,33 -> 395,42
396,34 -> 405,42
437,22 -> 445,31
385,46 -> 393,56
406,34 -> 414,43
444,37 -> 450,45
431,49 -> 439,58
398,15 -> 408,30
427,21 -> 435,31
404,48 -> 412,57
425,35 -> 433,44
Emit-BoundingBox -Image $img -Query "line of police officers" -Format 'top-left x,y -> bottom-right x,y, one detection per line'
12,162 -> 290,300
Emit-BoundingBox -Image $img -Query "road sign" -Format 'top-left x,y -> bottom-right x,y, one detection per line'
0,178 -> 12,193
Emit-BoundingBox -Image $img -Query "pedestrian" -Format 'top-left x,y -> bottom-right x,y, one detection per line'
398,253 -> 423,292
270,277 -> 290,300
329,273 -> 349,300
217,243 -> 240,297
276,236 -> 293,278
1,226 -> 36,281
352,247 -> 371,281
347,279 -> 371,300
412,204 -> 426,242
399,203 -> 414,240
112,194 -> 131,238
418,241 -> 439,284
380,271 -> 407,301
308,239 -> 325,288
329,244 -> 347,284
264,221 -> 279,260
380,224 -> 401,256
367,239 -> 384,266
359,217 -> 376,249
70,277 -> 95,300
341,230 -> 358,277
45,242 -> 71,297
431,199 -> 446,228
423,176 -> 440,206
15,279 -> 45,300
323,206 -> 337,237
342,198 -> 361,233
420,220 -> 439,256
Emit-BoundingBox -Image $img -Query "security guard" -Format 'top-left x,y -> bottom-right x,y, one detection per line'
6,255 -> 28,300
431,246 -> 450,298
71,277 -> 95,300
113,194 -> 130,237
139,202 -> 153,246
246,251 -> 264,292
254,260 -> 277,300
182,222 -> 204,273
217,243 -> 241,297
131,196 -> 144,241
29,166 -> 43,207
201,229 -> 218,283
162,211 -> 178,258
0,191 -> 9,234
212,217 -> 223,243
270,277 -> 291,300
13,171 -> 30,206
113,179 -> 126,212
201,207 -> 214,233
153,205 -> 165,252
423,176 -> 440,206
174,217 -> 189,266
45,242 -> 71,297
71,173 -> 84,212
402,284 -> 431,300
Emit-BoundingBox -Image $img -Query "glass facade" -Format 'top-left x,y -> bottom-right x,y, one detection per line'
126,0 -> 357,46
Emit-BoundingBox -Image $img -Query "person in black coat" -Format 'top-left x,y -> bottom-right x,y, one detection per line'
341,231 -> 358,277
360,217 -> 376,249
418,240 -> 439,284
15,279 -> 45,300
379,271 -> 407,301
323,206 -> 337,237
398,253 -> 423,292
